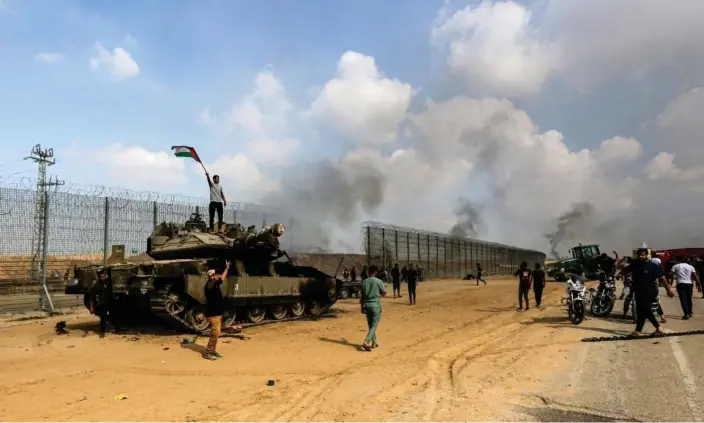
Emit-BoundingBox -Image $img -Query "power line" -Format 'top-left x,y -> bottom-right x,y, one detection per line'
24,144 -> 64,312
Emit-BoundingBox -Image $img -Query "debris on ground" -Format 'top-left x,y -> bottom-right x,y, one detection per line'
55,321 -> 68,335
114,394 -> 128,400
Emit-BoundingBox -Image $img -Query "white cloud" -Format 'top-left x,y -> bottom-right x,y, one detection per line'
645,152 -> 704,182
246,138 -> 300,167
307,51 -> 415,145
228,69 -> 291,134
541,0 -> 704,90
203,154 -> 279,198
35,52 -> 64,64
432,0 -> 559,97
594,137 -> 642,163
199,108 -> 213,125
89,42 -> 140,79
91,144 -> 187,189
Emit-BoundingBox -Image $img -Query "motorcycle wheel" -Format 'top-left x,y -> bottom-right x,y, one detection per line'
590,297 -> 601,316
571,301 -> 585,325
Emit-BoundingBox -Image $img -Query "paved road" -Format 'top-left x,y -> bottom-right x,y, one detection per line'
516,291 -> 704,422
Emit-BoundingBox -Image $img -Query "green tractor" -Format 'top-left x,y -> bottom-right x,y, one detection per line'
549,244 -> 603,281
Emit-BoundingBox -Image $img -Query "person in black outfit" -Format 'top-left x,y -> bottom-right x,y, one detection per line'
361,265 -> 369,281
350,266 -> 357,282
88,269 -> 120,338
532,263 -> 546,309
476,263 -> 486,285
203,260 -> 231,360
403,264 -> 418,305
514,262 -> 532,311
391,263 -> 402,299
621,249 -> 674,336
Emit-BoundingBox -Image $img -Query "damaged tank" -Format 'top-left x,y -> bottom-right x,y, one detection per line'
65,210 -> 339,333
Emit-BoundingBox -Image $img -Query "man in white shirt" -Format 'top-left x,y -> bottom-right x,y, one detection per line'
206,173 -> 227,231
671,257 -> 702,320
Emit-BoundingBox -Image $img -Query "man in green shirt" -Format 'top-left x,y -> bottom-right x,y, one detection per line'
360,265 -> 386,351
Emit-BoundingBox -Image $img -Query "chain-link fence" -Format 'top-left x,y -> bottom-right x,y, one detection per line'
361,221 -> 546,279
0,177 -> 293,314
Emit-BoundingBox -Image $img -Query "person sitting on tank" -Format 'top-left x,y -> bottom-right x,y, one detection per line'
203,260 -> 231,361
88,268 -> 121,338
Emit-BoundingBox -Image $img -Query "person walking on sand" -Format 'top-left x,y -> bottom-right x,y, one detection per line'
203,260 -> 231,360
391,263 -> 402,299
532,263 -> 546,309
88,268 -> 121,338
476,263 -> 487,285
671,257 -> 701,320
403,264 -> 419,305
515,261 -> 532,311
621,248 -> 675,336
360,265 -> 386,351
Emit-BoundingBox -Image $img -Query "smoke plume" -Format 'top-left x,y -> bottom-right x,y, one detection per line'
449,198 -> 484,238
544,202 -> 595,259
262,159 -> 386,253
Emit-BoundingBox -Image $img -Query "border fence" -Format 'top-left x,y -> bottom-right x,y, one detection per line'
0,177 -> 292,314
361,221 -> 546,279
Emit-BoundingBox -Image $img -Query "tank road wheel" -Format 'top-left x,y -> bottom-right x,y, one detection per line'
307,301 -> 324,316
339,287 -> 350,300
165,293 -> 186,316
269,305 -> 288,320
246,307 -> 266,323
185,305 -> 211,332
290,301 -> 305,317
221,309 -> 237,328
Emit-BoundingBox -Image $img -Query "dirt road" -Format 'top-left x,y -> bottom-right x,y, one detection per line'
1,277 -> 701,421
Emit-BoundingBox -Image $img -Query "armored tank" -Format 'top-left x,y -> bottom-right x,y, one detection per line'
66,210 -> 339,333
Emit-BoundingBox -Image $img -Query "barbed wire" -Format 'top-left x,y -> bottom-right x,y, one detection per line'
0,175 -> 284,213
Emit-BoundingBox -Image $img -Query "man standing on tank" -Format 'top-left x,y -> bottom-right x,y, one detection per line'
391,263 -> 402,299
360,265 -> 386,351
203,260 -> 231,360
206,172 -> 227,231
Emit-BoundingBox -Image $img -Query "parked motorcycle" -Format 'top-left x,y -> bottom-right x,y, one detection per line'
589,271 -> 617,317
561,273 -> 587,324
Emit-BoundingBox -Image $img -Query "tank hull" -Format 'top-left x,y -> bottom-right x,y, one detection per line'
66,258 -> 338,333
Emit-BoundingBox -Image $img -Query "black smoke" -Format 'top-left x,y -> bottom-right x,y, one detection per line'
544,202 -> 595,259
449,198 -> 484,238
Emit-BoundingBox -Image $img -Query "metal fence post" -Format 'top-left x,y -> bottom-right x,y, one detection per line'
406,232 -> 410,264
41,191 -> 54,312
435,235 -> 439,278
103,197 -> 109,265
444,237 -> 447,276
152,201 -> 158,229
366,225 -> 371,266
381,228 -> 386,267
426,235 -> 430,277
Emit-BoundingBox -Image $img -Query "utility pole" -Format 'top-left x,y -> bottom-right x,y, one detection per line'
24,145 -> 64,311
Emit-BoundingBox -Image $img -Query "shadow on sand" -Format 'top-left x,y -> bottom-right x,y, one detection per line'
318,336 -> 365,351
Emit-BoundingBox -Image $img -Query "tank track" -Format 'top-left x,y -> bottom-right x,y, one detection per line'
149,285 -> 336,335
582,329 -> 704,343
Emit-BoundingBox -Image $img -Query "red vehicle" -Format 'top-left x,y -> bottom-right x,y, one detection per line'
652,247 -> 704,268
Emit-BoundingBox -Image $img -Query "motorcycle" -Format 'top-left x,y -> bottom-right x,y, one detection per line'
561,273 -> 587,325
588,271 -> 617,317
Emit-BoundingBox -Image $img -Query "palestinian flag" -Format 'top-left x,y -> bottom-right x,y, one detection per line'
171,145 -> 202,163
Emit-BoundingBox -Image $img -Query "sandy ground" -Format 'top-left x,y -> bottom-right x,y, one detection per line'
1,277 -> 702,421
